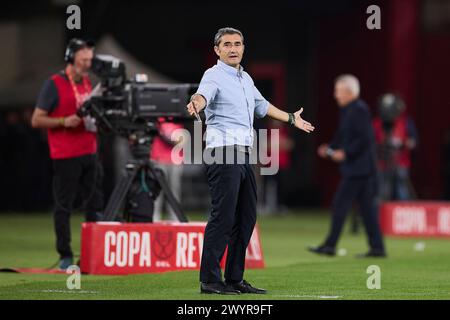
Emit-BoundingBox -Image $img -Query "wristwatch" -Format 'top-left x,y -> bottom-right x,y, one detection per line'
325,147 -> 335,158
288,113 -> 296,126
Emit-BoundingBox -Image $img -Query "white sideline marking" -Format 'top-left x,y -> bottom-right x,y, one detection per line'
272,294 -> 342,299
23,289 -> 98,294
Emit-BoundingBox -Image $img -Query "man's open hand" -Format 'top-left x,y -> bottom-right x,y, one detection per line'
294,108 -> 315,133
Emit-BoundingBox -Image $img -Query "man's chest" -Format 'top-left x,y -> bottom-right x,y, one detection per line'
214,79 -> 255,111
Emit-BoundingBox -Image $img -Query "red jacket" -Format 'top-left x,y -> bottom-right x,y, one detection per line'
47,73 -> 97,159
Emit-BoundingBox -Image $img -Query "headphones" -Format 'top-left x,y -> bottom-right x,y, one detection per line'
64,38 -> 95,64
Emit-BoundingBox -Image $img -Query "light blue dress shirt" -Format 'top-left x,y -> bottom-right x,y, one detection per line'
196,59 -> 270,149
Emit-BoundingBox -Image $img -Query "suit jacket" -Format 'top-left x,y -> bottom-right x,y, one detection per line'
330,99 -> 377,178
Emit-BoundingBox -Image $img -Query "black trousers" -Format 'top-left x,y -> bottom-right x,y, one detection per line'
324,175 -> 385,251
200,147 -> 257,283
53,154 -> 104,259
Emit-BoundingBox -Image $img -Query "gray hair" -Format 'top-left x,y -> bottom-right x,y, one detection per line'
335,74 -> 360,97
214,27 -> 244,46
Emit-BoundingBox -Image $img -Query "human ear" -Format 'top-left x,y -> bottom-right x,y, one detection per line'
214,46 -> 220,57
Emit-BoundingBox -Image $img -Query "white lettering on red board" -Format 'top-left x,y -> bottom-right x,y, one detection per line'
104,231 -> 151,268
393,207 -> 427,234
102,229 -> 262,269
176,232 -> 203,268
438,208 -> 450,235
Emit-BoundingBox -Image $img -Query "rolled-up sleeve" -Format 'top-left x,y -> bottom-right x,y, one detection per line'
196,69 -> 218,106
253,85 -> 269,118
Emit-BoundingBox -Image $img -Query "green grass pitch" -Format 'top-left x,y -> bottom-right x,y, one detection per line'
0,211 -> 449,300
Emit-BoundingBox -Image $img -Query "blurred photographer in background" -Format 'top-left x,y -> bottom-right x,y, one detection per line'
31,38 -> 104,270
373,93 -> 418,201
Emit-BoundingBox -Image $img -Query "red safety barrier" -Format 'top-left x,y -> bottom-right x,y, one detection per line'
380,201 -> 450,237
80,222 -> 264,275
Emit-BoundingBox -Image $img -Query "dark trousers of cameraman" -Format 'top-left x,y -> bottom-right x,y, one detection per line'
53,154 -> 104,259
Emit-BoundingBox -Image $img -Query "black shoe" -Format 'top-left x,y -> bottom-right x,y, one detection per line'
355,250 -> 387,258
307,245 -> 336,256
226,280 -> 267,294
58,257 -> 74,270
200,282 -> 241,295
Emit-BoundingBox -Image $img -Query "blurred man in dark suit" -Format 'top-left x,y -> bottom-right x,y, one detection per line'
309,74 -> 386,258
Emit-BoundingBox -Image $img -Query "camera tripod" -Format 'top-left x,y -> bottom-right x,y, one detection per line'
378,131 -> 416,201
103,129 -> 188,222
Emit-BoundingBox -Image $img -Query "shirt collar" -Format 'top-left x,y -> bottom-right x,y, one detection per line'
217,59 -> 244,78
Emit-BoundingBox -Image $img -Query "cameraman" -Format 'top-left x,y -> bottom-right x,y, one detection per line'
373,94 -> 418,200
31,39 -> 104,270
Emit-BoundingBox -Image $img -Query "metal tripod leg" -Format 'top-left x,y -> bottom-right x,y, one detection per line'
148,163 -> 188,223
103,163 -> 140,221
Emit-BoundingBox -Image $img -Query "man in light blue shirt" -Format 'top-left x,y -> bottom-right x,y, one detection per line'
187,27 -> 315,295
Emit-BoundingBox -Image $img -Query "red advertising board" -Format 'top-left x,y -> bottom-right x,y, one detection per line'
80,222 -> 264,275
380,201 -> 450,237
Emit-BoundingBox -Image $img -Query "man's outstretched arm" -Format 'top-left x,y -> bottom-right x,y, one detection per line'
266,103 -> 315,133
